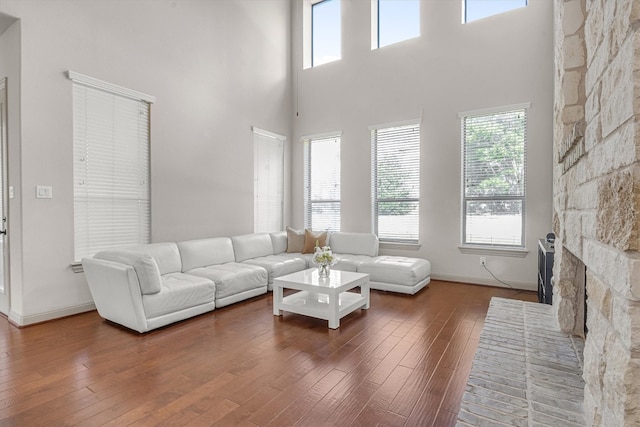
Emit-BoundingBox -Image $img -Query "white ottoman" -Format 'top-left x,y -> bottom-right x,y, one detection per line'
358,256 -> 431,294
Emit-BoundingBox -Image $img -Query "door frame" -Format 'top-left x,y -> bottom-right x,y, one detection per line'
0,77 -> 10,316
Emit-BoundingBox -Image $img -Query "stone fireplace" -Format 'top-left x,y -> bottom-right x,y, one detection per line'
554,0 -> 640,425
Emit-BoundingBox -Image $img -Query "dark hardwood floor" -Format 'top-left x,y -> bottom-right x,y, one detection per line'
0,280 -> 536,426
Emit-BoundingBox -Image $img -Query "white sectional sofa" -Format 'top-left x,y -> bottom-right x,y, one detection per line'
82,231 -> 431,333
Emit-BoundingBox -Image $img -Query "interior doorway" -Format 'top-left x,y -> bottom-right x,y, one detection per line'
0,78 -> 9,316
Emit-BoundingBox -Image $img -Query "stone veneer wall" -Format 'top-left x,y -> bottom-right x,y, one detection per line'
553,0 -> 640,425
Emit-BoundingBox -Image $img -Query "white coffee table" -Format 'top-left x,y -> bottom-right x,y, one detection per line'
273,268 -> 370,329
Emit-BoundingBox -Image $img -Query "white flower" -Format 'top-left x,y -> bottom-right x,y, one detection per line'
313,245 -> 335,266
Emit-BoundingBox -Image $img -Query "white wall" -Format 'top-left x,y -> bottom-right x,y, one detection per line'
0,0 -> 291,324
291,0 -> 554,289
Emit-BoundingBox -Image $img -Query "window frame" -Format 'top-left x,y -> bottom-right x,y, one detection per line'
370,119 -> 421,245
459,103 -> 529,249
253,127 -> 286,233
69,71 -> 154,265
303,132 -> 341,232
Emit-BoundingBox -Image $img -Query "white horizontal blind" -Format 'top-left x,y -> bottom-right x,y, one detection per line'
304,134 -> 341,232
254,128 -> 285,233
73,82 -> 151,261
371,122 -> 420,243
462,107 -> 526,246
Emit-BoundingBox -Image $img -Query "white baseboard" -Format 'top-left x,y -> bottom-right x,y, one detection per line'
9,302 -> 96,327
431,273 -> 537,292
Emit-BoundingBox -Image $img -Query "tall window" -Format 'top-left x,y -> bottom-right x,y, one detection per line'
253,127 -> 285,233
312,0 -> 341,67
464,0 -> 527,23
304,134 -> 341,232
373,0 -> 420,49
461,105 -> 528,247
371,121 -> 420,243
70,72 -> 153,261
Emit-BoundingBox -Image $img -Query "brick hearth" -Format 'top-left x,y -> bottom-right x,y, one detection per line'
457,298 -> 584,426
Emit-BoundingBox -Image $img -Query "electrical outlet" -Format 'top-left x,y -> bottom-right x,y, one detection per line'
36,185 -> 53,199
480,257 -> 486,265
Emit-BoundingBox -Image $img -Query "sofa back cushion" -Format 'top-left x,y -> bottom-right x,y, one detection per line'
232,233 -> 274,262
125,242 -> 183,275
93,251 -> 162,295
178,237 -> 235,271
270,231 -> 288,255
329,232 -> 379,257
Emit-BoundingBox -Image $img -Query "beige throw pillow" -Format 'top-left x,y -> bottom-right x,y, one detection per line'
286,227 -> 305,253
302,229 -> 328,254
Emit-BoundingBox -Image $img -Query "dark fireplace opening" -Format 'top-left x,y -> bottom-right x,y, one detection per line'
584,266 -> 588,335
575,261 -> 587,337
571,254 -> 588,338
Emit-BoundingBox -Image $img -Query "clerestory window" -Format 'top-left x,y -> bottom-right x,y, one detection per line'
312,0 -> 341,67
372,0 -> 420,49
463,0 -> 528,23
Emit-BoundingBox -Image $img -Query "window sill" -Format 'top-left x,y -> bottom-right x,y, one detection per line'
458,245 -> 529,258
379,242 -> 421,251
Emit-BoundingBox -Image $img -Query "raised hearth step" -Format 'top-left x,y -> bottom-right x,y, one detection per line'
457,297 -> 584,427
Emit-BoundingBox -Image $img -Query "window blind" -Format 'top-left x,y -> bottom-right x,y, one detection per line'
73,80 -> 151,261
253,128 -> 285,233
371,122 -> 420,243
462,107 -> 527,246
304,134 -> 341,232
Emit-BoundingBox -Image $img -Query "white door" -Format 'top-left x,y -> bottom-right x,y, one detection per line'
0,79 -> 9,316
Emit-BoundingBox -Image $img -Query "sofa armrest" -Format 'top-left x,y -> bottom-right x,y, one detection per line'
82,257 -> 149,333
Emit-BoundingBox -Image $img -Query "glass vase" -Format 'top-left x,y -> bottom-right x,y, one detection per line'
318,264 -> 330,278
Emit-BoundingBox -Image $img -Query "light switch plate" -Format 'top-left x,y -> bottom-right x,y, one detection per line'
36,185 -> 53,199
8,186 -> 13,199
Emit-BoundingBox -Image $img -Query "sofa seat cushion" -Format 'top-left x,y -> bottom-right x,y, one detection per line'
277,252 -> 313,267
242,255 -> 307,283
186,263 -> 267,299
333,254 -> 375,272
142,273 -> 215,319
358,256 -> 431,287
